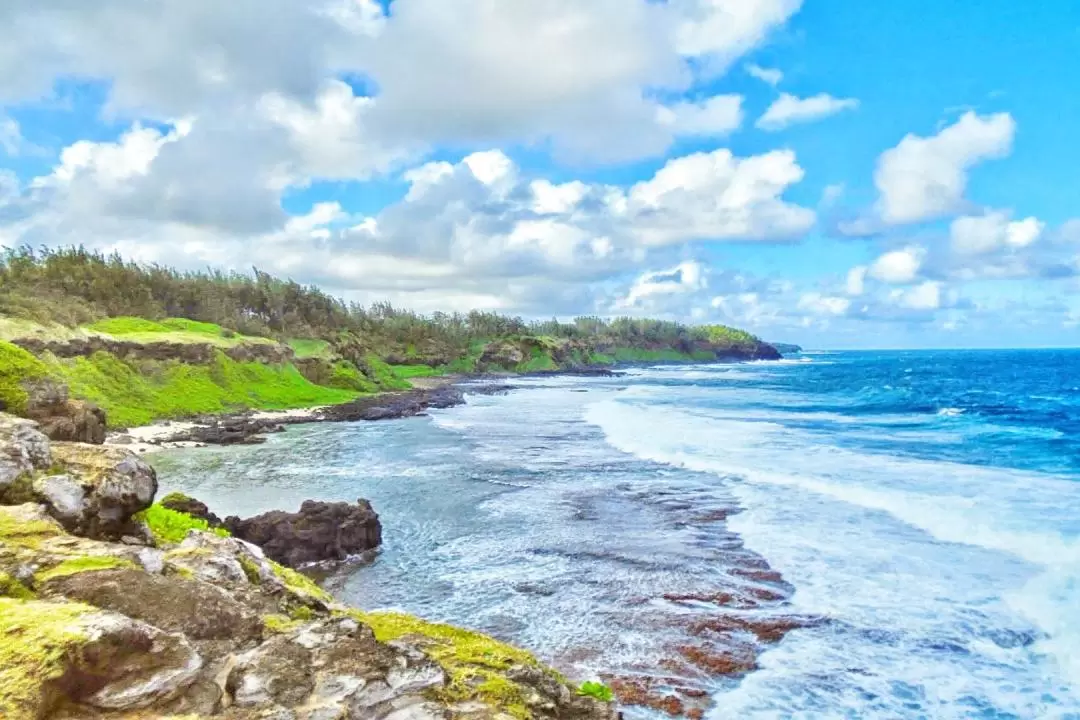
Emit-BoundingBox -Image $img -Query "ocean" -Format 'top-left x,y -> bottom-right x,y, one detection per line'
153,349 -> 1080,719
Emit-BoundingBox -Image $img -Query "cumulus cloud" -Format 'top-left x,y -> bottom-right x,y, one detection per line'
745,63 -> 783,86
756,92 -> 859,131
874,111 -> 1016,224
0,115 -> 23,155
0,127 -> 816,313
656,95 -> 744,137
627,148 -> 815,245
0,0 -> 803,167
616,261 -> 707,308
869,247 -> 924,284
949,211 -> 1044,255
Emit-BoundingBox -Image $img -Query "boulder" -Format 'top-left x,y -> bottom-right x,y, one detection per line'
159,492 -> 224,528
225,499 -> 382,568
0,415 -> 52,501
39,568 -> 263,643
21,378 -> 107,444
0,598 -> 202,718
37,443 -> 157,539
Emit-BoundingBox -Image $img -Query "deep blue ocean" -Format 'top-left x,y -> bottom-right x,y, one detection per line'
155,349 -> 1080,719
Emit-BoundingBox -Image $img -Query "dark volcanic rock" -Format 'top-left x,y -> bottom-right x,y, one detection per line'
225,498 -> 382,568
159,492 -> 224,528
317,385 -> 465,422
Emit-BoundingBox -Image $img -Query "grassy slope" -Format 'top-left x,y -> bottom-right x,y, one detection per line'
42,350 -> 357,428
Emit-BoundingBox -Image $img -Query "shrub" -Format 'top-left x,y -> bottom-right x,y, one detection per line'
576,681 -> 614,702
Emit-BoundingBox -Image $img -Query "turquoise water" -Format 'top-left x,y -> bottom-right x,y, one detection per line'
154,350 -> 1080,719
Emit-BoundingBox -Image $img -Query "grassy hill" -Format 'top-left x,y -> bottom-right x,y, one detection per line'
0,246 -> 779,429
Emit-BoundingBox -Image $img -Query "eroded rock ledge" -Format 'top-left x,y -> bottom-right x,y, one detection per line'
0,413 -> 618,720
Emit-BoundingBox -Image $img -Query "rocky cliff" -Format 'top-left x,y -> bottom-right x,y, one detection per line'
0,413 -> 617,720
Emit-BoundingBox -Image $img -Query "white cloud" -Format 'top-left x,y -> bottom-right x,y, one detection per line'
1,115 -> 23,155
846,265 -> 867,296
869,247 -> 924,284
745,63 -> 783,86
627,148 -> 815,245
674,0 -> 803,70
0,0 -> 804,166
892,280 -> 942,310
617,261 -> 707,308
657,95 -> 744,136
950,211 -> 1045,255
798,292 -> 851,316
0,132 -> 816,314
874,111 -> 1016,224
756,92 -> 859,131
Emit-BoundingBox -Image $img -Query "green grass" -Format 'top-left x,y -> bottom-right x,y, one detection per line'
389,364 -> 443,379
134,503 -> 230,545
288,338 -> 332,359
365,354 -> 411,390
516,347 -> 558,373
0,341 -> 49,414
34,556 -> 137,584
82,316 -> 272,347
44,349 -> 357,428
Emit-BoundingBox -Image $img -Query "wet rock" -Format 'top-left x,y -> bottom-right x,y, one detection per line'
318,386 -> 465,423
225,499 -> 382,568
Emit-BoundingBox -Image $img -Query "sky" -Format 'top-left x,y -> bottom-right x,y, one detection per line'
0,1 -> 1078,349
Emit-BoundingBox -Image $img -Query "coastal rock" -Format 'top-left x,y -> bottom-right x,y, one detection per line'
225,499 -> 382,568
0,416 -> 52,501
0,598 -> 201,717
21,378 -> 107,445
318,386 -> 465,423
35,443 -> 157,539
159,491 -> 224,527
479,341 -> 525,368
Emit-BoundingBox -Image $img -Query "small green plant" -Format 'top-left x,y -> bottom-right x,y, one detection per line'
576,681 -> 614,702
135,503 -> 230,545
0,341 -> 49,414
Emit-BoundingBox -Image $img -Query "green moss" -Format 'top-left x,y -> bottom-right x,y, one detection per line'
0,597 -> 97,720
353,611 -> 567,719
134,503 -> 230,546
262,613 -> 305,634
238,555 -> 263,585
35,556 -> 136,584
85,316 -> 171,334
586,352 -> 615,366
44,349 -> 357,428
289,604 -> 315,621
268,560 -> 333,604
159,491 -> 193,505
0,341 -> 49,415
0,572 -> 33,600
327,361 -> 379,392
0,510 -> 64,550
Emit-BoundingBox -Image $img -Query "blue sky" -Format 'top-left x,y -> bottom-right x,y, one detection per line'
1,0 -> 1078,349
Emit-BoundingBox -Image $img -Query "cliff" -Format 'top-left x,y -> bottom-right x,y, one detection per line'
0,412 -> 617,720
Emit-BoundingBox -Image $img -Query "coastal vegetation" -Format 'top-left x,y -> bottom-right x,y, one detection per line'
0,246 -> 778,428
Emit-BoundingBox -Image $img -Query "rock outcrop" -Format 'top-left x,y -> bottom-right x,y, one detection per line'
225,498 -> 382,568
0,412 -> 617,720
22,378 -> 107,444
11,337 -> 295,365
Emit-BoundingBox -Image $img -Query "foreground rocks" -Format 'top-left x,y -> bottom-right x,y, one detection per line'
0,413 -> 618,720
225,498 -> 383,568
